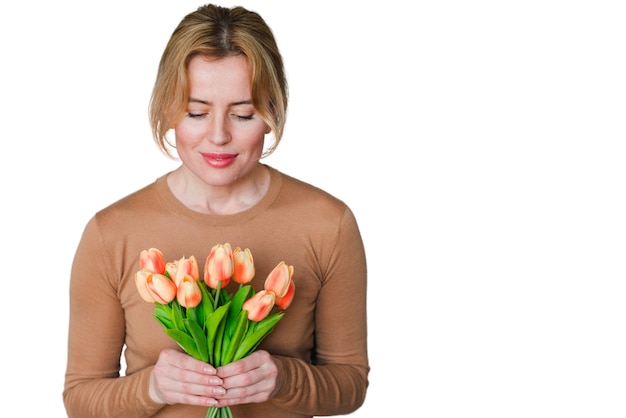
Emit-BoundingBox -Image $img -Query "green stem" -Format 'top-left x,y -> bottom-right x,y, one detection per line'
214,281 -> 222,311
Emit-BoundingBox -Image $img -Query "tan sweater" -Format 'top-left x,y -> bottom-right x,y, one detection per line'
63,165 -> 369,418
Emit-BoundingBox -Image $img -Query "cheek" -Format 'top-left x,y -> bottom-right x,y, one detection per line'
250,129 -> 267,155
238,124 -> 267,148
174,123 -> 204,147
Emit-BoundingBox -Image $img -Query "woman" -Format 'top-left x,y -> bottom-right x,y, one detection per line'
63,4 -> 369,417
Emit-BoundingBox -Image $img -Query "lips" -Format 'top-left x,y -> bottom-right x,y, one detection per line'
201,153 -> 237,168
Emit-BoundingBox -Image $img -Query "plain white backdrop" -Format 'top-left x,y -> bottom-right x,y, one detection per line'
1,1 -> 625,416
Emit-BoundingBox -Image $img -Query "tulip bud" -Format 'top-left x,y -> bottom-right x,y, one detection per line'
177,274 -> 202,308
135,269 -> 176,304
264,262 -> 293,298
174,255 -> 200,287
233,247 -> 255,284
139,248 -> 166,274
204,243 -> 233,289
243,290 -> 275,321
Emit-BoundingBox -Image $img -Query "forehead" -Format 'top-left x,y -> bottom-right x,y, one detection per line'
187,55 -> 252,100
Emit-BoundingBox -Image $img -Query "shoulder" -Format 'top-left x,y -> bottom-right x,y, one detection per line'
91,174 -> 168,230
75,174 -> 171,263
271,167 -> 348,210
269,167 -> 358,229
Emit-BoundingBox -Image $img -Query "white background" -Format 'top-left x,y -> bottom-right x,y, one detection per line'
1,1 -> 625,416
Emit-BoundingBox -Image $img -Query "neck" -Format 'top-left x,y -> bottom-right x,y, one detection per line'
167,164 -> 270,215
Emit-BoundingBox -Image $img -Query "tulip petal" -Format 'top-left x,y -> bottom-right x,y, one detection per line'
165,261 -> 177,280
264,262 -> 293,298
139,248 -> 166,274
275,280 -> 295,309
135,269 -> 156,303
147,273 -> 177,304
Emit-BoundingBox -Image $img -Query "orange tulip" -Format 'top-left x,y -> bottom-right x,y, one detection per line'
242,290 -> 275,321
275,280 -> 295,309
264,261 -> 293,298
173,255 -> 200,287
177,274 -> 202,308
135,269 -> 176,304
232,247 -> 255,284
139,248 -> 166,274
204,243 -> 233,289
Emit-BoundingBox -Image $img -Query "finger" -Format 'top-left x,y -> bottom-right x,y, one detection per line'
162,348 -> 218,375
215,379 -> 274,407
217,361 -> 277,404
216,350 -> 269,378
159,373 -> 226,402
151,349 -> 225,405
155,361 -> 224,387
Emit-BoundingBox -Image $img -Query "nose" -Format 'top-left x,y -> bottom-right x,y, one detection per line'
207,114 -> 231,145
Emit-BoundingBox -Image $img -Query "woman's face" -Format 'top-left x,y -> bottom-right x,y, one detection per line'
174,55 -> 269,188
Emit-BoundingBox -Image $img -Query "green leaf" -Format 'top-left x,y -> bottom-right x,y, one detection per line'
231,286 -> 251,315
183,318 -> 208,362
153,305 -> 173,329
221,310 -> 249,366
194,303 -> 205,328
206,302 -> 230,365
214,311 -> 227,366
222,329 -> 231,360
186,306 -> 199,323
233,312 -> 284,361
171,302 -> 185,331
199,281 -> 215,318
225,285 -> 251,337
253,311 -> 284,333
164,329 -> 200,359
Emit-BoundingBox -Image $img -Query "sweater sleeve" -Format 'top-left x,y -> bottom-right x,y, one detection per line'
63,216 -> 165,417
270,207 -> 370,415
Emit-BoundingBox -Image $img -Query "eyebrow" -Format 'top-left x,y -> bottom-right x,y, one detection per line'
188,97 -> 253,106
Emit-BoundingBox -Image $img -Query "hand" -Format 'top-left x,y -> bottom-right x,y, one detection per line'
213,350 -> 280,407
149,348 -> 225,407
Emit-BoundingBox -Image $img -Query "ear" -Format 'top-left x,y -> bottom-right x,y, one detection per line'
265,124 -> 272,134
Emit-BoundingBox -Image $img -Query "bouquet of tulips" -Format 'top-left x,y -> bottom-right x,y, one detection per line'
135,243 -> 295,418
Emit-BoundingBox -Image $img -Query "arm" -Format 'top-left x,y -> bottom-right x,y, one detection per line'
63,216 -> 164,418
271,207 -> 370,415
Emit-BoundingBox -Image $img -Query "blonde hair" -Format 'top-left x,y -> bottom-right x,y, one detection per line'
149,4 -> 288,159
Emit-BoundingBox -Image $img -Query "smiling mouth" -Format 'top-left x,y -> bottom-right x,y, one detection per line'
204,153 -> 235,159
202,153 -> 236,167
